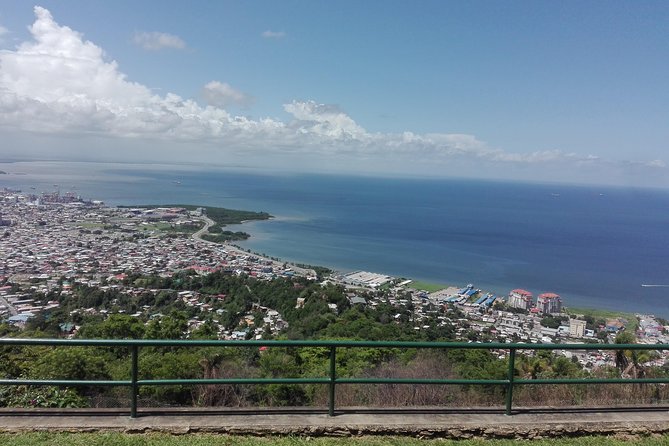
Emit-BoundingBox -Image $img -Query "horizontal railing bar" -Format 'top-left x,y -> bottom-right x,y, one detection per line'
0,379 -> 131,387
0,338 -> 666,351
515,377 -> 669,385
4,376 -> 669,388
139,378 -> 331,386
140,378 -> 510,386
335,378 -> 510,385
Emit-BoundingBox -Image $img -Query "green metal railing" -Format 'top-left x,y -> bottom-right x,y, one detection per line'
0,338 -> 666,418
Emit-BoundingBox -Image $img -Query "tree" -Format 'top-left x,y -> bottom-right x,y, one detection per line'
191,319 -> 219,340
257,347 -> 308,406
614,330 -> 645,379
134,350 -> 203,405
28,347 -> 110,382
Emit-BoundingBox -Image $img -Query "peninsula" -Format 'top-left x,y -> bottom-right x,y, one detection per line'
1,187 -> 663,349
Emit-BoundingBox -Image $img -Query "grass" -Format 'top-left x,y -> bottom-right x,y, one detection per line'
566,307 -> 639,332
406,280 -> 448,293
1,433 -> 668,445
566,307 -> 636,319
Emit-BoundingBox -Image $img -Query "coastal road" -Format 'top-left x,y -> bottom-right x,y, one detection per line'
191,215 -> 316,278
192,215 -> 216,241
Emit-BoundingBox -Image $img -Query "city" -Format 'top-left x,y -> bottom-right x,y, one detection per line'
2,188 -> 668,375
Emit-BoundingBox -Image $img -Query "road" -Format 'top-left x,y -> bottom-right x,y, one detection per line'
192,215 -> 216,241
191,215 -> 316,278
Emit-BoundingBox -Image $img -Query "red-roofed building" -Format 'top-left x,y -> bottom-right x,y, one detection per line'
508,289 -> 533,310
537,292 -> 562,314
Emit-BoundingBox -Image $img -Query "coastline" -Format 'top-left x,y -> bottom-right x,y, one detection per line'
0,183 -> 662,345
2,163 -> 668,319
216,226 -> 637,321
227,224 -> 662,321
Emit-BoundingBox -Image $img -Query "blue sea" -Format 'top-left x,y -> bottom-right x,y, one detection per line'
2,161 -> 669,317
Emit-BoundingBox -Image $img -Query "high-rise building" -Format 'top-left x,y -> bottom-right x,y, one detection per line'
537,292 -> 562,314
508,289 -> 533,310
569,318 -> 586,337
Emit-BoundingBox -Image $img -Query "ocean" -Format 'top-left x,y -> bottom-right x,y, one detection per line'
2,161 -> 669,317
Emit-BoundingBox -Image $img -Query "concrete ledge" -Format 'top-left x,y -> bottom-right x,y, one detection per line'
1,407 -> 669,439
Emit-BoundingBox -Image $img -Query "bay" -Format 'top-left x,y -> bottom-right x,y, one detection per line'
2,161 -> 669,317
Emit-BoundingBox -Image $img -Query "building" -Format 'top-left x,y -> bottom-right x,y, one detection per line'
508,289 -> 533,310
537,292 -> 562,314
341,271 -> 393,288
605,318 -> 626,333
569,318 -> 586,338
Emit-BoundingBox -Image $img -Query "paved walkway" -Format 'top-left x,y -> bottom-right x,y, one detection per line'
1,407 -> 669,438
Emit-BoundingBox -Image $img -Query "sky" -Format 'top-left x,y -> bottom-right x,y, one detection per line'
0,1 -> 668,187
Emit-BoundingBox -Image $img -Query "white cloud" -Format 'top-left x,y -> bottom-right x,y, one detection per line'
261,30 -> 286,39
0,6 -> 663,177
646,159 -> 666,168
202,81 -> 253,108
284,100 -> 367,140
133,31 -> 186,50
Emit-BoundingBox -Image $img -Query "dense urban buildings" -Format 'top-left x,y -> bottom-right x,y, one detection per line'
1,188 -> 668,371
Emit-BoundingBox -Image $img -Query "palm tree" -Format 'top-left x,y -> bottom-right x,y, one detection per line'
614,331 -> 644,379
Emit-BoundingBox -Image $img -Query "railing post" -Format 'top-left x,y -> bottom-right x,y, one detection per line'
130,344 -> 139,418
505,348 -> 516,416
328,345 -> 336,416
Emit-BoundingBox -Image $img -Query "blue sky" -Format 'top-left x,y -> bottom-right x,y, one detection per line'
0,1 -> 668,186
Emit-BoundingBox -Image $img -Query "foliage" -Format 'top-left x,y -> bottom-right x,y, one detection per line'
293,263 -> 332,280
0,386 -> 88,408
202,231 -> 250,242
540,315 -> 568,329
78,314 -> 145,340
492,301 -> 528,315
122,204 -> 272,225
2,269 -> 656,410
517,350 -> 584,380
27,347 -> 111,382
136,349 -> 203,404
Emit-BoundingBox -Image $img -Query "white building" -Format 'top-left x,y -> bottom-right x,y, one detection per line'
508,289 -> 533,310
537,292 -> 562,314
569,318 -> 586,338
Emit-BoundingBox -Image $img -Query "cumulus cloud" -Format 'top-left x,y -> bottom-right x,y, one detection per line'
133,31 -> 186,50
284,101 -> 367,140
261,30 -> 286,39
202,81 -> 253,108
0,25 -> 8,41
0,6 -> 663,175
